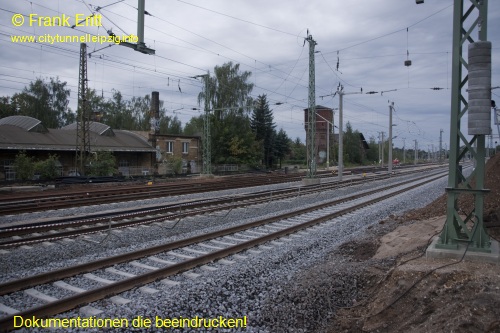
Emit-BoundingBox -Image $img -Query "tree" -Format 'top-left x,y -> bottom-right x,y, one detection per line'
0,96 -> 15,119
343,122 -> 362,165
197,62 -> 257,165
366,136 -> 379,164
11,77 -> 72,127
183,115 -> 204,136
274,128 -> 291,168
103,90 -> 132,129
251,94 -> 276,168
159,112 -> 182,135
289,137 -> 307,165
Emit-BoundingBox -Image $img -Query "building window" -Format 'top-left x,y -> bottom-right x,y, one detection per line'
182,142 -> 189,154
119,160 -> 129,167
166,141 -> 174,153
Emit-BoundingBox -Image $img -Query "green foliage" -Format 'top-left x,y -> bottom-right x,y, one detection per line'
183,115 -> 204,136
13,151 -> 34,180
366,136 -> 380,164
159,114 -> 182,135
198,62 -> 257,165
164,155 -> 183,175
274,128 -> 291,168
34,154 -> 60,180
11,77 -> 72,128
343,122 -> 362,164
0,96 -> 16,119
251,94 -> 276,168
87,151 -> 116,176
288,137 -> 307,165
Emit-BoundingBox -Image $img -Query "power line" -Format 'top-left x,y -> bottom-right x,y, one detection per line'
175,0 -> 298,38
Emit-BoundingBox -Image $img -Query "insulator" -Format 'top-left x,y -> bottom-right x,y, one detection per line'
468,41 -> 492,135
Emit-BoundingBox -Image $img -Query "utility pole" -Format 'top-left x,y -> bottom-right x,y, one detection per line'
414,139 -> 418,165
75,43 -> 91,176
150,91 -> 160,174
381,132 -> 385,168
378,132 -> 382,166
192,72 -> 212,176
202,71 -> 211,175
388,102 -> 394,174
439,129 -> 444,163
436,0 -> 491,252
337,87 -> 363,181
402,137 -> 406,164
112,0 -> 155,54
305,33 -> 318,180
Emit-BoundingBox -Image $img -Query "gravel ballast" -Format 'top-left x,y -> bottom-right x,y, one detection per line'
0,169 -> 454,332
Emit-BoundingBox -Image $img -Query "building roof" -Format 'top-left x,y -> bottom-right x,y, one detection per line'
61,122 -> 114,136
303,105 -> 334,111
0,115 -> 47,132
0,118 -> 155,153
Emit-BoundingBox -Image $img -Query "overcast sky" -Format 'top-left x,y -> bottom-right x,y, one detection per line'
1,0 -> 499,151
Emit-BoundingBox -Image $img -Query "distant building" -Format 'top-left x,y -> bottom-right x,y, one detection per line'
303,107 -> 370,166
132,131 -> 201,174
304,105 -> 334,165
0,115 -> 201,180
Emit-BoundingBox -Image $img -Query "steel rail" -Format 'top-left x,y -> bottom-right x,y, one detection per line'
0,170 -> 443,247
0,171 -> 446,332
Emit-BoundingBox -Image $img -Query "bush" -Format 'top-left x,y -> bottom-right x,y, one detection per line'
13,151 -> 34,180
87,151 -> 117,176
34,154 -> 59,180
164,155 -> 183,175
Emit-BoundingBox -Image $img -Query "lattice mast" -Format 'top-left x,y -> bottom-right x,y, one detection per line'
306,34 -> 317,178
75,43 -> 91,175
437,0 -> 491,252
202,71 -> 211,175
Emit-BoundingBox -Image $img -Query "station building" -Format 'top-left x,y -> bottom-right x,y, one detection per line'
0,115 -> 201,180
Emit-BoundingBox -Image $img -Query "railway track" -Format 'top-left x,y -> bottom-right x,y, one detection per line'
0,173 -> 294,215
0,170 -> 447,332
0,167 -> 444,248
0,165 -> 430,216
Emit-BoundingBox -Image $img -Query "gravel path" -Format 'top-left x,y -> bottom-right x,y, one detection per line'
0,169 -> 455,332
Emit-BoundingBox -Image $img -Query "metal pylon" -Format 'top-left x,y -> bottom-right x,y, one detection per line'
437,0 -> 491,252
75,43 -> 91,175
202,71 -> 211,175
306,34 -> 317,178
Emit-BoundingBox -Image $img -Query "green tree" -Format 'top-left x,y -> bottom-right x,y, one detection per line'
127,94 -> 151,130
0,96 -> 15,119
366,135 -> 379,164
289,137 -> 307,165
198,62 -> 257,165
274,128 -> 291,168
251,94 -> 276,168
343,122 -> 362,165
159,112 -> 182,135
12,77 -> 72,127
103,90 -> 132,129
183,115 -> 204,136
14,151 -> 34,180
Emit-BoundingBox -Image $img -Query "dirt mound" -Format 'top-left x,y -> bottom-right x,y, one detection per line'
331,217 -> 500,333
401,154 -> 500,239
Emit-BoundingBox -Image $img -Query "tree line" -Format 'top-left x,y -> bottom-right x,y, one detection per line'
1,61 -> 410,169
0,62 -> 293,168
